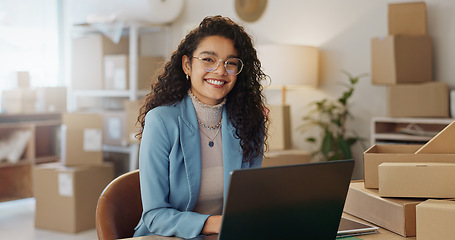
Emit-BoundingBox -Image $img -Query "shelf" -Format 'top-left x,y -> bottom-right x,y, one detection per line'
0,113 -> 61,202
72,22 -> 164,38
103,144 -> 131,154
35,156 -> 60,164
73,89 -> 149,98
371,117 -> 454,145
374,133 -> 433,142
0,159 -> 33,168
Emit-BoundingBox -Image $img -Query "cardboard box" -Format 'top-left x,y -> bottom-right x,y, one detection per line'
72,34 -> 129,90
388,2 -> 427,35
416,199 -> 455,240
371,35 -> 432,85
416,121 -> 455,154
262,149 -> 311,167
451,90 -> 455,118
379,162 -> 455,198
35,87 -> 67,113
16,71 -> 30,88
102,110 -> 127,146
1,89 -> 37,113
124,100 -> 142,144
387,82 -> 449,118
267,105 -> 291,150
34,162 -> 114,233
344,181 -> 425,237
61,113 -> 103,166
104,54 -> 164,90
363,144 -> 455,189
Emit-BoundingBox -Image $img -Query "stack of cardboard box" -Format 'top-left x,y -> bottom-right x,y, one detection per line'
1,71 -> 67,114
344,121 -> 455,239
72,34 -> 163,92
34,113 -> 114,233
371,2 -> 449,118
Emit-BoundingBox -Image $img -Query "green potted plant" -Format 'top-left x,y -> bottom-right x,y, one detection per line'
299,71 -> 368,161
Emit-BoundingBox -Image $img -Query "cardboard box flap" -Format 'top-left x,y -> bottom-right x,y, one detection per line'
365,144 -> 422,154
416,121 -> 455,154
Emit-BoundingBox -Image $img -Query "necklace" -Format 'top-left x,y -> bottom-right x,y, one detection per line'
197,118 -> 222,130
200,127 -> 221,147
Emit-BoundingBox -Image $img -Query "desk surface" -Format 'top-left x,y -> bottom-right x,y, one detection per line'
123,213 -> 415,240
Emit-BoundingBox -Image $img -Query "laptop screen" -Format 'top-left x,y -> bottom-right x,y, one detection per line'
218,159 -> 355,240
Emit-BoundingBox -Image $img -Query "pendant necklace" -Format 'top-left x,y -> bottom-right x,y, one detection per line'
200,126 -> 221,147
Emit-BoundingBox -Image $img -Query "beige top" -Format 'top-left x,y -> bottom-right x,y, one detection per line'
189,91 -> 225,215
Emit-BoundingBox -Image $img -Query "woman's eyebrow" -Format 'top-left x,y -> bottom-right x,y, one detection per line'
197,51 -> 239,59
198,51 -> 217,56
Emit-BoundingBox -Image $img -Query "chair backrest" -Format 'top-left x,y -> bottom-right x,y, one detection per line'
96,169 -> 142,240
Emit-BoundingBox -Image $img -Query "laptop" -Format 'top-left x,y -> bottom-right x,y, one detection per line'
188,159 -> 376,240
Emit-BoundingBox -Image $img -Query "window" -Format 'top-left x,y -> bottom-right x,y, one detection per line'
0,0 -> 61,92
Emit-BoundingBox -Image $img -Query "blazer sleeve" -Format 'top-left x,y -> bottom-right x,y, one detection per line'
137,110 -> 209,238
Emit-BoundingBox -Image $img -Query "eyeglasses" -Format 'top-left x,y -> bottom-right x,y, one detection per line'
192,54 -> 244,76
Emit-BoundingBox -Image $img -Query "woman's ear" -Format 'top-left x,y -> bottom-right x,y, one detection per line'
182,55 -> 191,75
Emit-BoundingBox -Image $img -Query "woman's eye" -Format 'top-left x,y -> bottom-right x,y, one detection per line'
202,58 -> 215,63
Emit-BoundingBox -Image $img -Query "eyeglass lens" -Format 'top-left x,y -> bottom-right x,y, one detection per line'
195,54 -> 243,75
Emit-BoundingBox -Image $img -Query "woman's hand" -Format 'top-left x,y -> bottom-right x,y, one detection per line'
201,215 -> 222,235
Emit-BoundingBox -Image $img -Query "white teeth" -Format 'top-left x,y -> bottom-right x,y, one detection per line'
206,79 -> 225,85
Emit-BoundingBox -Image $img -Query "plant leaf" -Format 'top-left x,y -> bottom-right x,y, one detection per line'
321,129 -> 333,157
337,135 -> 352,159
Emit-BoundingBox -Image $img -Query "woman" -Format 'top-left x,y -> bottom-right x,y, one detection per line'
134,15 -> 268,238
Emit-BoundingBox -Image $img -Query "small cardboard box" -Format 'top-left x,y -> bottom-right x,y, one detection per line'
387,82 -> 449,118
371,35 -> 432,85
16,71 -> 30,89
1,89 -> 37,113
61,113 -> 103,166
416,199 -> 455,240
416,121 -> 455,154
262,149 -> 311,167
363,144 -> 455,189
379,162 -> 455,198
388,2 -> 427,35
344,181 -> 425,237
104,54 -> 164,90
35,87 -> 67,113
34,162 -> 114,233
102,110 -> 127,146
267,105 -> 291,150
72,34 -> 129,90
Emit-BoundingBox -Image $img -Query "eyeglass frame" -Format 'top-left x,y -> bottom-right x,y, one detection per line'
190,55 -> 244,76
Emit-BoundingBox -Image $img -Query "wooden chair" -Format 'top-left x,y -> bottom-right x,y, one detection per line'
96,169 -> 142,240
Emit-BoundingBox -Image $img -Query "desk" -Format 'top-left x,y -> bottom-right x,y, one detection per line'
123,213 -> 415,240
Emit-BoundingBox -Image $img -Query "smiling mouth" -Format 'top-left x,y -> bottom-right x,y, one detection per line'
206,79 -> 226,86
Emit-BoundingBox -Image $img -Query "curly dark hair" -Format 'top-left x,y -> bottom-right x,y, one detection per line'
138,15 -> 269,163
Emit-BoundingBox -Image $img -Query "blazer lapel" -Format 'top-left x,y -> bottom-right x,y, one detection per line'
179,95 -> 202,210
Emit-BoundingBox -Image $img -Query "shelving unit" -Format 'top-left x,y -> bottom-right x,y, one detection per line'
70,22 -> 168,171
0,113 -> 61,202
371,117 -> 454,145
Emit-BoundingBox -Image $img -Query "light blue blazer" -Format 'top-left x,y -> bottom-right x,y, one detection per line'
133,95 -> 263,239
